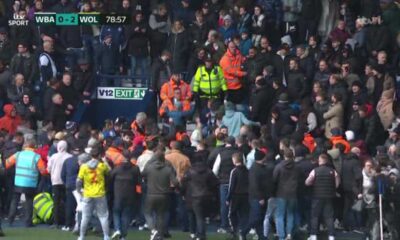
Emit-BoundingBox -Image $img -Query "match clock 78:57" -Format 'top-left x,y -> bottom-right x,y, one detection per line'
102,14 -> 130,25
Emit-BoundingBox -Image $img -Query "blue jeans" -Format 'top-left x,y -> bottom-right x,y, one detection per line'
113,203 -> 133,237
135,182 -> 147,226
219,184 -> 229,229
264,198 -> 277,237
65,188 -> 77,228
244,199 -> 265,239
296,195 -> 311,228
130,56 -> 149,84
275,198 -> 297,240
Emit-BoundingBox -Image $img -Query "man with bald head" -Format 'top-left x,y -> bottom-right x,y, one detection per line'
39,40 -> 57,84
7,73 -> 30,104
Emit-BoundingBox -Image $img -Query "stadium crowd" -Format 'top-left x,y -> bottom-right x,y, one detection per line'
0,0 -> 400,240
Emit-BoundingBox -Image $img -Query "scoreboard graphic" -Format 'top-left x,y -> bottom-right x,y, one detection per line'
33,13 -> 130,26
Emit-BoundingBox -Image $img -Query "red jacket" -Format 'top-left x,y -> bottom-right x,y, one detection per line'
35,145 -> 50,168
303,133 -> 316,153
0,104 -> 21,134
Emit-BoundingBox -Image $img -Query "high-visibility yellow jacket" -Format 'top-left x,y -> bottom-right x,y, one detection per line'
33,192 -> 53,224
193,65 -> 227,98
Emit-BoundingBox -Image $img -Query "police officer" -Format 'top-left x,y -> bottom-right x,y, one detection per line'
305,154 -> 340,240
192,56 -> 227,109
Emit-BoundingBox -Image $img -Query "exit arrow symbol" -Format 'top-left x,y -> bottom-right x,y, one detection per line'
140,90 -> 145,97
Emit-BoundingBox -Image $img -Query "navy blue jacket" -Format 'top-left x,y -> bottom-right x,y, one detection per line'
61,155 -> 80,190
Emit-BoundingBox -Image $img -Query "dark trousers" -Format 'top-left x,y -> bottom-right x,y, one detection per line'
65,188 -> 76,228
9,189 -> 35,226
343,191 -> 362,230
145,194 -> 170,235
187,209 -> 197,235
364,207 -> 377,230
298,19 -> 318,43
52,185 -> 66,226
135,182 -> 147,225
296,195 -> 312,228
168,192 -> 189,231
37,175 -> 51,194
226,88 -> 245,105
4,172 -> 15,213
113,198 -> 134,237
192,197 -> 212,240
228,194 -> 249,233
243,198 -> 266,239
310,198 -> 335,236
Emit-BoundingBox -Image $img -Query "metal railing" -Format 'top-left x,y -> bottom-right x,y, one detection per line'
95,73 -> 151,88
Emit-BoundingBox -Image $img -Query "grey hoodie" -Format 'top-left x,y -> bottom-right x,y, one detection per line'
87,159 -> 100,169
142,157 -> 178,195
48,140 -> 72,185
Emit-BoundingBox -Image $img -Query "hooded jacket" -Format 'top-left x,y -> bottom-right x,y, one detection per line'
181,162 -> 219,199
160,78 -> 192,102
249,161 -> 275,200
0,104 -> 21,134
142,156 -> 178,195
109,161 -> 141,204
273,159 -> 300,198
47,140 -> 72,186
77,158 -> 109,198
219,49 -> 246,90
222,108 -> 258,137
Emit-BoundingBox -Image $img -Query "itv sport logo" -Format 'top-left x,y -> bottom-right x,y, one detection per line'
8,13 -> 29,26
